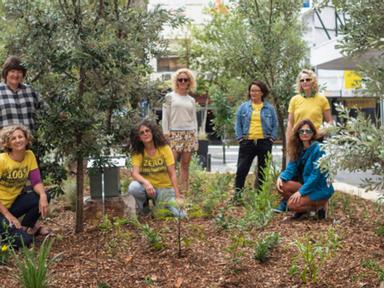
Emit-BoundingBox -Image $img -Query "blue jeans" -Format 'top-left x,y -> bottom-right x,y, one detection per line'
0,192 -> 46,248
128,181 -> 186,218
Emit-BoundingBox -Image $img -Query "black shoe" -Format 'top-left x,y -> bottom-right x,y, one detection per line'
317,208 -> 326,219
291,212 -> 306,220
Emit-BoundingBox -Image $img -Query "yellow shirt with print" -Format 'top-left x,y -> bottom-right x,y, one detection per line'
0,150 -> 38,209
248,103 -> 264,140
131,145 -> 174,188
288,93 -> 331,130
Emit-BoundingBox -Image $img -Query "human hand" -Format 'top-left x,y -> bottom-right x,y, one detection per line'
289,191 -> 301,204
144,182 -> 156,198
5,213 -> 21,229
276,178 -> 284,192
39,194 -> 49,218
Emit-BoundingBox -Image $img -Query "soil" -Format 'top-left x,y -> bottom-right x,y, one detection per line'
0,190 -> 383,288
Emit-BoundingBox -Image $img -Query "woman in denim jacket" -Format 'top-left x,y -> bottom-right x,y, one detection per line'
233,80 -> 278,202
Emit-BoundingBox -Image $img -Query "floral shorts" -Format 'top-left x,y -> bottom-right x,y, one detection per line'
169,130 -> 198,153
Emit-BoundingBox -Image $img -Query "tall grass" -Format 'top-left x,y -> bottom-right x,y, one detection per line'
13,238 -> 54,288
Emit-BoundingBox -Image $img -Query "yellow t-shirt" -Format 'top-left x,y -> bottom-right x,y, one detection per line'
288,93 -> 331,130
0,150 -> 38,208
248,103 -> 264,140
131,145 -> 174,188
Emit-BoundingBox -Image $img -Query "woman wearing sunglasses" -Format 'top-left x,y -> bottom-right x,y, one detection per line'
128,119 -> 185,217
286,69 -> 333,141
275,119 -> 334,219
233,80 -> 278,203
162,68 -> 198,194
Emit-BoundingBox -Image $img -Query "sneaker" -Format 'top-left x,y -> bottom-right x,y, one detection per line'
291,212 -> 306,220
272,200 -> 287,213
317,208 -> 326,219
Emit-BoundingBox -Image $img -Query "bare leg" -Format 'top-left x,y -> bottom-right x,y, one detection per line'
288,196 -> 328,213
180,151 -> 192,193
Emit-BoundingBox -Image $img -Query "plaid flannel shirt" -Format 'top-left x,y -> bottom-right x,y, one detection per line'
0,83 -> 43,131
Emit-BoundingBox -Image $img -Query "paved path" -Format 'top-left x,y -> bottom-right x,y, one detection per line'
207,145 -> 382,202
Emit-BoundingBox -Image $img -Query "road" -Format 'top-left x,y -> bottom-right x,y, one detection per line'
207,144 -> 380,189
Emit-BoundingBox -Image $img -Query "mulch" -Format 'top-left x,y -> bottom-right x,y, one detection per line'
0,191 -> 383,288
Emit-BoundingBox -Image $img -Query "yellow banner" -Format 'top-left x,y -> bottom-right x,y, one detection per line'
344,70 -> 362,89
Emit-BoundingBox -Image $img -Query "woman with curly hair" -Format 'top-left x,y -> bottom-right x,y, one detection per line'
275,119 -> 334,219
0,124 -> 50,248
162,68 -> 198,193
128,119 -> 185,217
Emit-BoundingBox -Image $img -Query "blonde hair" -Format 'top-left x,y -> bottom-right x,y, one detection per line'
295,69 -> 319,94
171,68 -> 196,93
0,124 -> 32,152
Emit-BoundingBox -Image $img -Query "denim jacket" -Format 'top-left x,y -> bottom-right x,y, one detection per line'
235,100 -> 278,141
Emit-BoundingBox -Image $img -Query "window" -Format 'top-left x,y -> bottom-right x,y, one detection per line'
157,57 -> 185,72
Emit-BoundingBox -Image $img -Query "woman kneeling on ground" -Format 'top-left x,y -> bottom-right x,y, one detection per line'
128,119 -> 185,218
0,124 -> 50,248
275,119 -> 334,219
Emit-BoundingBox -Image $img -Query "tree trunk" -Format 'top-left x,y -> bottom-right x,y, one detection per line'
75,62 -> 86,233
277,108 -> 287,170
75,156 -> 84,233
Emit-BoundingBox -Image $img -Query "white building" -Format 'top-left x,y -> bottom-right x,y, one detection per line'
301,1 -> 381,124
148,0 -> 230,82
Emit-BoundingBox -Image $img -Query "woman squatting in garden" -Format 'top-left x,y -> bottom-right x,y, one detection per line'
0,124 -> 50,248
128,119 -> 185,218
233,79 -> 278,203
162,68 -> 198,194
275,119 -> 334,219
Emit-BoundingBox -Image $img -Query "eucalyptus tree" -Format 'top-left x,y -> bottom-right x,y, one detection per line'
0,0 -> 184,232
188,0 -> 308,168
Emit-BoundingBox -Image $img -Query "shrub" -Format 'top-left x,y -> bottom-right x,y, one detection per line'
254,232 -> 280,263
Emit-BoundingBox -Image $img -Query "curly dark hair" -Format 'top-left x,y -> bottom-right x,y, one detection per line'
130,119 -> 168,154
287,119 -> 317,161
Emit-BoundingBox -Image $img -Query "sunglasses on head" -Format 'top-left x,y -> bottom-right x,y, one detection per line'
177,78 -> 190,83
298,128 -> 314,135
139,128 -> 151,135
300,78 -> 312,83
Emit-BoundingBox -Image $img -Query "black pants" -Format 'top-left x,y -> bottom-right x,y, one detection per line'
0,192 -> 49,248
234,139 -> 273,194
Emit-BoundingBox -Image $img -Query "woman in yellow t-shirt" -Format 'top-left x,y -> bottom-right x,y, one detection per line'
0,124 -> 49,248
286,69 -> 333,141
128,119 -> 185,217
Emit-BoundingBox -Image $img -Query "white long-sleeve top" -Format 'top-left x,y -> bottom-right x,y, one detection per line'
162,91 -> 198,134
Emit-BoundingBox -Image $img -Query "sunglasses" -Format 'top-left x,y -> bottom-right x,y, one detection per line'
177,78 -> 190,83
300,78 -> 312,83
298,128 -> 314,135
139,128 -> 151,136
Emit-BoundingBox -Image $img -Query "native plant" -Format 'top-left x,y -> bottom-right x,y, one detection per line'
226,233 -> 253,274
13,238 -> 54,288
291,228 -> 341,284
319,104 -> 384,193
254,232 -> 280,263
238,154 -> 278,229
201,173 -> 233,217
140,223 -> 164,251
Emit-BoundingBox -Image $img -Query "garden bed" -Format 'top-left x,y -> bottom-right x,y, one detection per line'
0,174 -> 383,287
